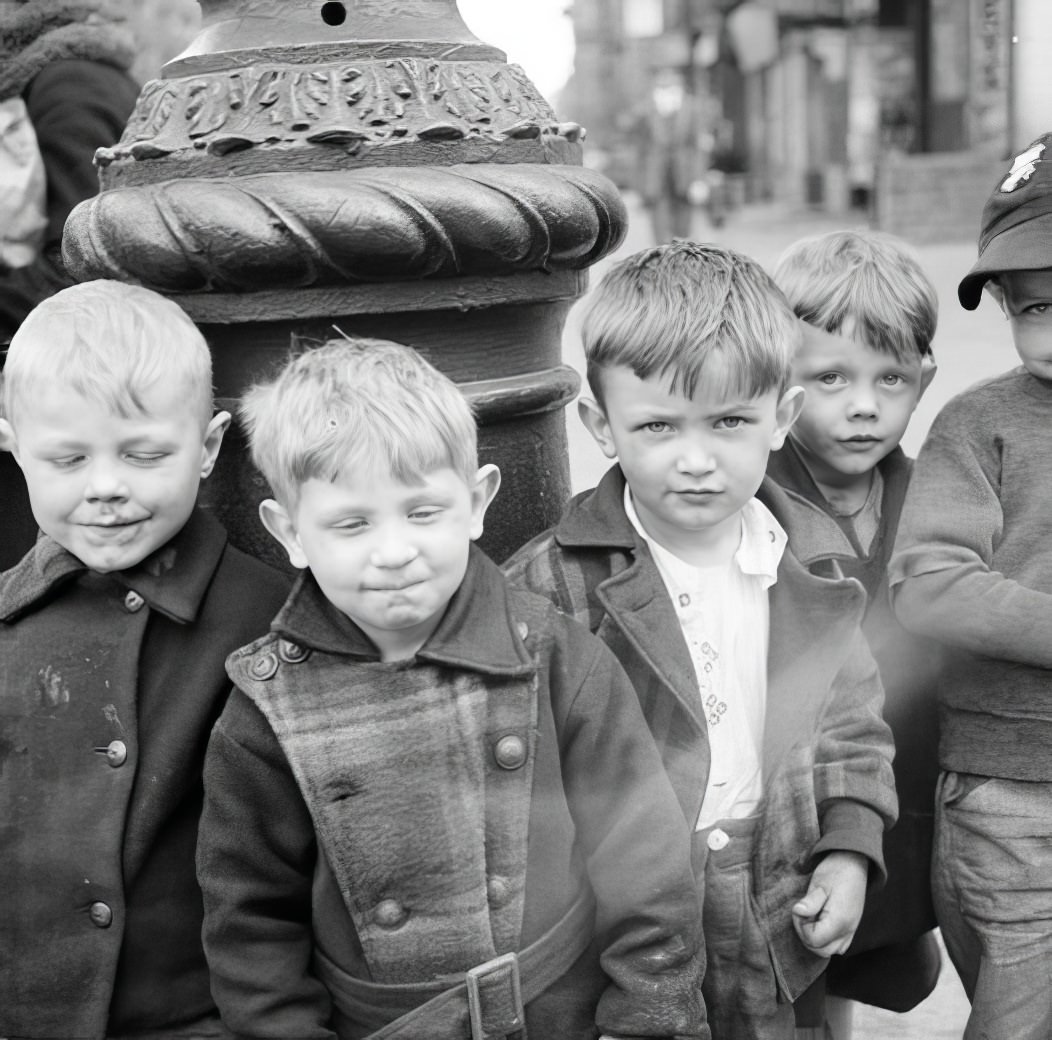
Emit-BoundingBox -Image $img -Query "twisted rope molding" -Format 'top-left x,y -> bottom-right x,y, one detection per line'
63,163 -> 627,294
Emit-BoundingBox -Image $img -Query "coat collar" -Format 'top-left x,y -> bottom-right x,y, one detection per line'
273,543 -> 536,678
0,507 -> 228,624
767,439 -> 912,567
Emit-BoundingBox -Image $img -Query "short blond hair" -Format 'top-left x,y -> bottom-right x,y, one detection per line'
240,338 -> 478,510
2,279 -> 214,427
774,229 -> 937,361
582,241 -> 799,409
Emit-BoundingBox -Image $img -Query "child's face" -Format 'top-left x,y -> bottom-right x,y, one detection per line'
0,381 -> 227,573
261,463 -> 500,661
788,322 -> 931,489
581,364 -> 800,557
994,269 -> 1052,381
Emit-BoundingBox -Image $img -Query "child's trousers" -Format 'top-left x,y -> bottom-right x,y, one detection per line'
933,770 -> 1052,1040
694,816 -> 796,1040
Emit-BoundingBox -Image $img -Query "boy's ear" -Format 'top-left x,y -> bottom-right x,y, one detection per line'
469,463 -> 501,541
577,397 -> 618,460
259,498 -> 309,569
918,352 -> 938,398
770,385 -> 805,450
0,417 -> 16,457
199,410 -> 232,479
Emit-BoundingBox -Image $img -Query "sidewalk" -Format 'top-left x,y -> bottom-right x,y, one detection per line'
561,195 -> 979,1039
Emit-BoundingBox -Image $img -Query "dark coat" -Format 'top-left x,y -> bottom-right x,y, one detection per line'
767,441 -> 941,1009
504,466 -> 897,1002
0,509 -> 290,1040
198,546 -> 706,1040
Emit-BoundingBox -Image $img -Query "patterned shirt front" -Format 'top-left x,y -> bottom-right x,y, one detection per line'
625,489 -> 787,829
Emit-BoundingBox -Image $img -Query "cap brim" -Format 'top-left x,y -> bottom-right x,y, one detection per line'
959,210 -> 1052,310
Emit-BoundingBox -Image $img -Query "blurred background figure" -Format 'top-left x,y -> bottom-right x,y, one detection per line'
0,0 -> 200,570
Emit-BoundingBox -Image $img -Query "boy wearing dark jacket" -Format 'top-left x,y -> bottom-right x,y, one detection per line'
0,279 -> 289,1039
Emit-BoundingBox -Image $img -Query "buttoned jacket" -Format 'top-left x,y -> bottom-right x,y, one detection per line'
504,466 -> 897,1000
767,441 -> 939,953
198,546 -> 705,1040
0,510 -> 290,1040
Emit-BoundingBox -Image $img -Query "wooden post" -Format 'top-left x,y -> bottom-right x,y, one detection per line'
64,0 -> 626,565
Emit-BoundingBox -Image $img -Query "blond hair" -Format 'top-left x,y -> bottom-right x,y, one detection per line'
582,240 -> 799,409
774,229 -> 937,361
240,338 -> 478,510
1,279 -> 214,426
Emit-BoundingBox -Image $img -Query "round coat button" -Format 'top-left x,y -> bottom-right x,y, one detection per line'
494,734 -> 527,770
123,590 -> 145,613
487,876 -> 511,907
105,740 -> 128,768
249,652 -> 279,681
374,899 -> 407,929
706,827 -> 730,852
89,901 -> 113,928
278,639 -> 310,663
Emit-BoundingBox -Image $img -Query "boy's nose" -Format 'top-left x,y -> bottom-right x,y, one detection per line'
84,462 -> 130,502
369,538 -> 420,569
848,389 -> 879,418
676,441 -> 717,475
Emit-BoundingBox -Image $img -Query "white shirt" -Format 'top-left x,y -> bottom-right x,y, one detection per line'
625,489 -> 787,829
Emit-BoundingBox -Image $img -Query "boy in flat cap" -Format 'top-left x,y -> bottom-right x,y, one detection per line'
889,133 -> 1052,1040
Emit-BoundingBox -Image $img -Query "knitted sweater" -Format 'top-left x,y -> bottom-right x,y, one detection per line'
890,366 -> 1052,780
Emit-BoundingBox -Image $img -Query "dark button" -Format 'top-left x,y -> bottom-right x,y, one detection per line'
374,898 -> 407,929
278,639 -> 310,664
89,901 -> 113,928
249,652 -> 279,681
123,590 -> 145,613
487,876 -> 511,907
105,740 -> 127,768
494,734 -> 527,770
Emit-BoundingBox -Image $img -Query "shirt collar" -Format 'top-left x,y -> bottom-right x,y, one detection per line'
272,543 -> 536,677
623,485 -> 786,589
0,508 -> 228,624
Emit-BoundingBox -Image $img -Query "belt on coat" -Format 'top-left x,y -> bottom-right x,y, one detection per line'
314,889 -> 597,1040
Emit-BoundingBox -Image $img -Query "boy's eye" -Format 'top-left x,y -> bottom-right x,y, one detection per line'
817,373 -> 845,386
52,455 -> 86,469
127,452 -> 167,465
642,421 -> 672,434
1023,303 -> 1051,315
334,519 -> 368,532
714,416 -> 747,430
879,374 -> 904,387
409,508 -> 441,522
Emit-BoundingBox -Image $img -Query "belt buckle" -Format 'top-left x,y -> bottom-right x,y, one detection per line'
465,951 -> 525,1040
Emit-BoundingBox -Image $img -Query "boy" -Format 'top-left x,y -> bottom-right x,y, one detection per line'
890,132 -> 1052,1040
196,338 -> 707,1040
505,241 -> 897,1040
769,230 -> 941,1035
0,279 -> 290,1039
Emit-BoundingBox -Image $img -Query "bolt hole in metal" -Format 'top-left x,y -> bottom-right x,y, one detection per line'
321,1 -> 347,26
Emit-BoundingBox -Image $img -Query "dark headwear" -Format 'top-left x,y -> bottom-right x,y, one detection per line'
958,132 -> 1052,310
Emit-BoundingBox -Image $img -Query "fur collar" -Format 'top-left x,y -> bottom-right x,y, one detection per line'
0,0 -> 134,99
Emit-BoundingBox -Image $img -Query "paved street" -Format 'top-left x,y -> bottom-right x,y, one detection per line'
560,194 -> 985,1038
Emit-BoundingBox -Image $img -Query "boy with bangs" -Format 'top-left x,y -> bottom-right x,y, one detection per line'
505,240 -> 897,1040
890,134 -> 1052,1040
768,230 -> 940,1037
196,338 -> 707,1040
0,279 -> 289,1040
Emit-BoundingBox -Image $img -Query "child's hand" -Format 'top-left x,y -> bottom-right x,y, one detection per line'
791,850 -> 868,957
